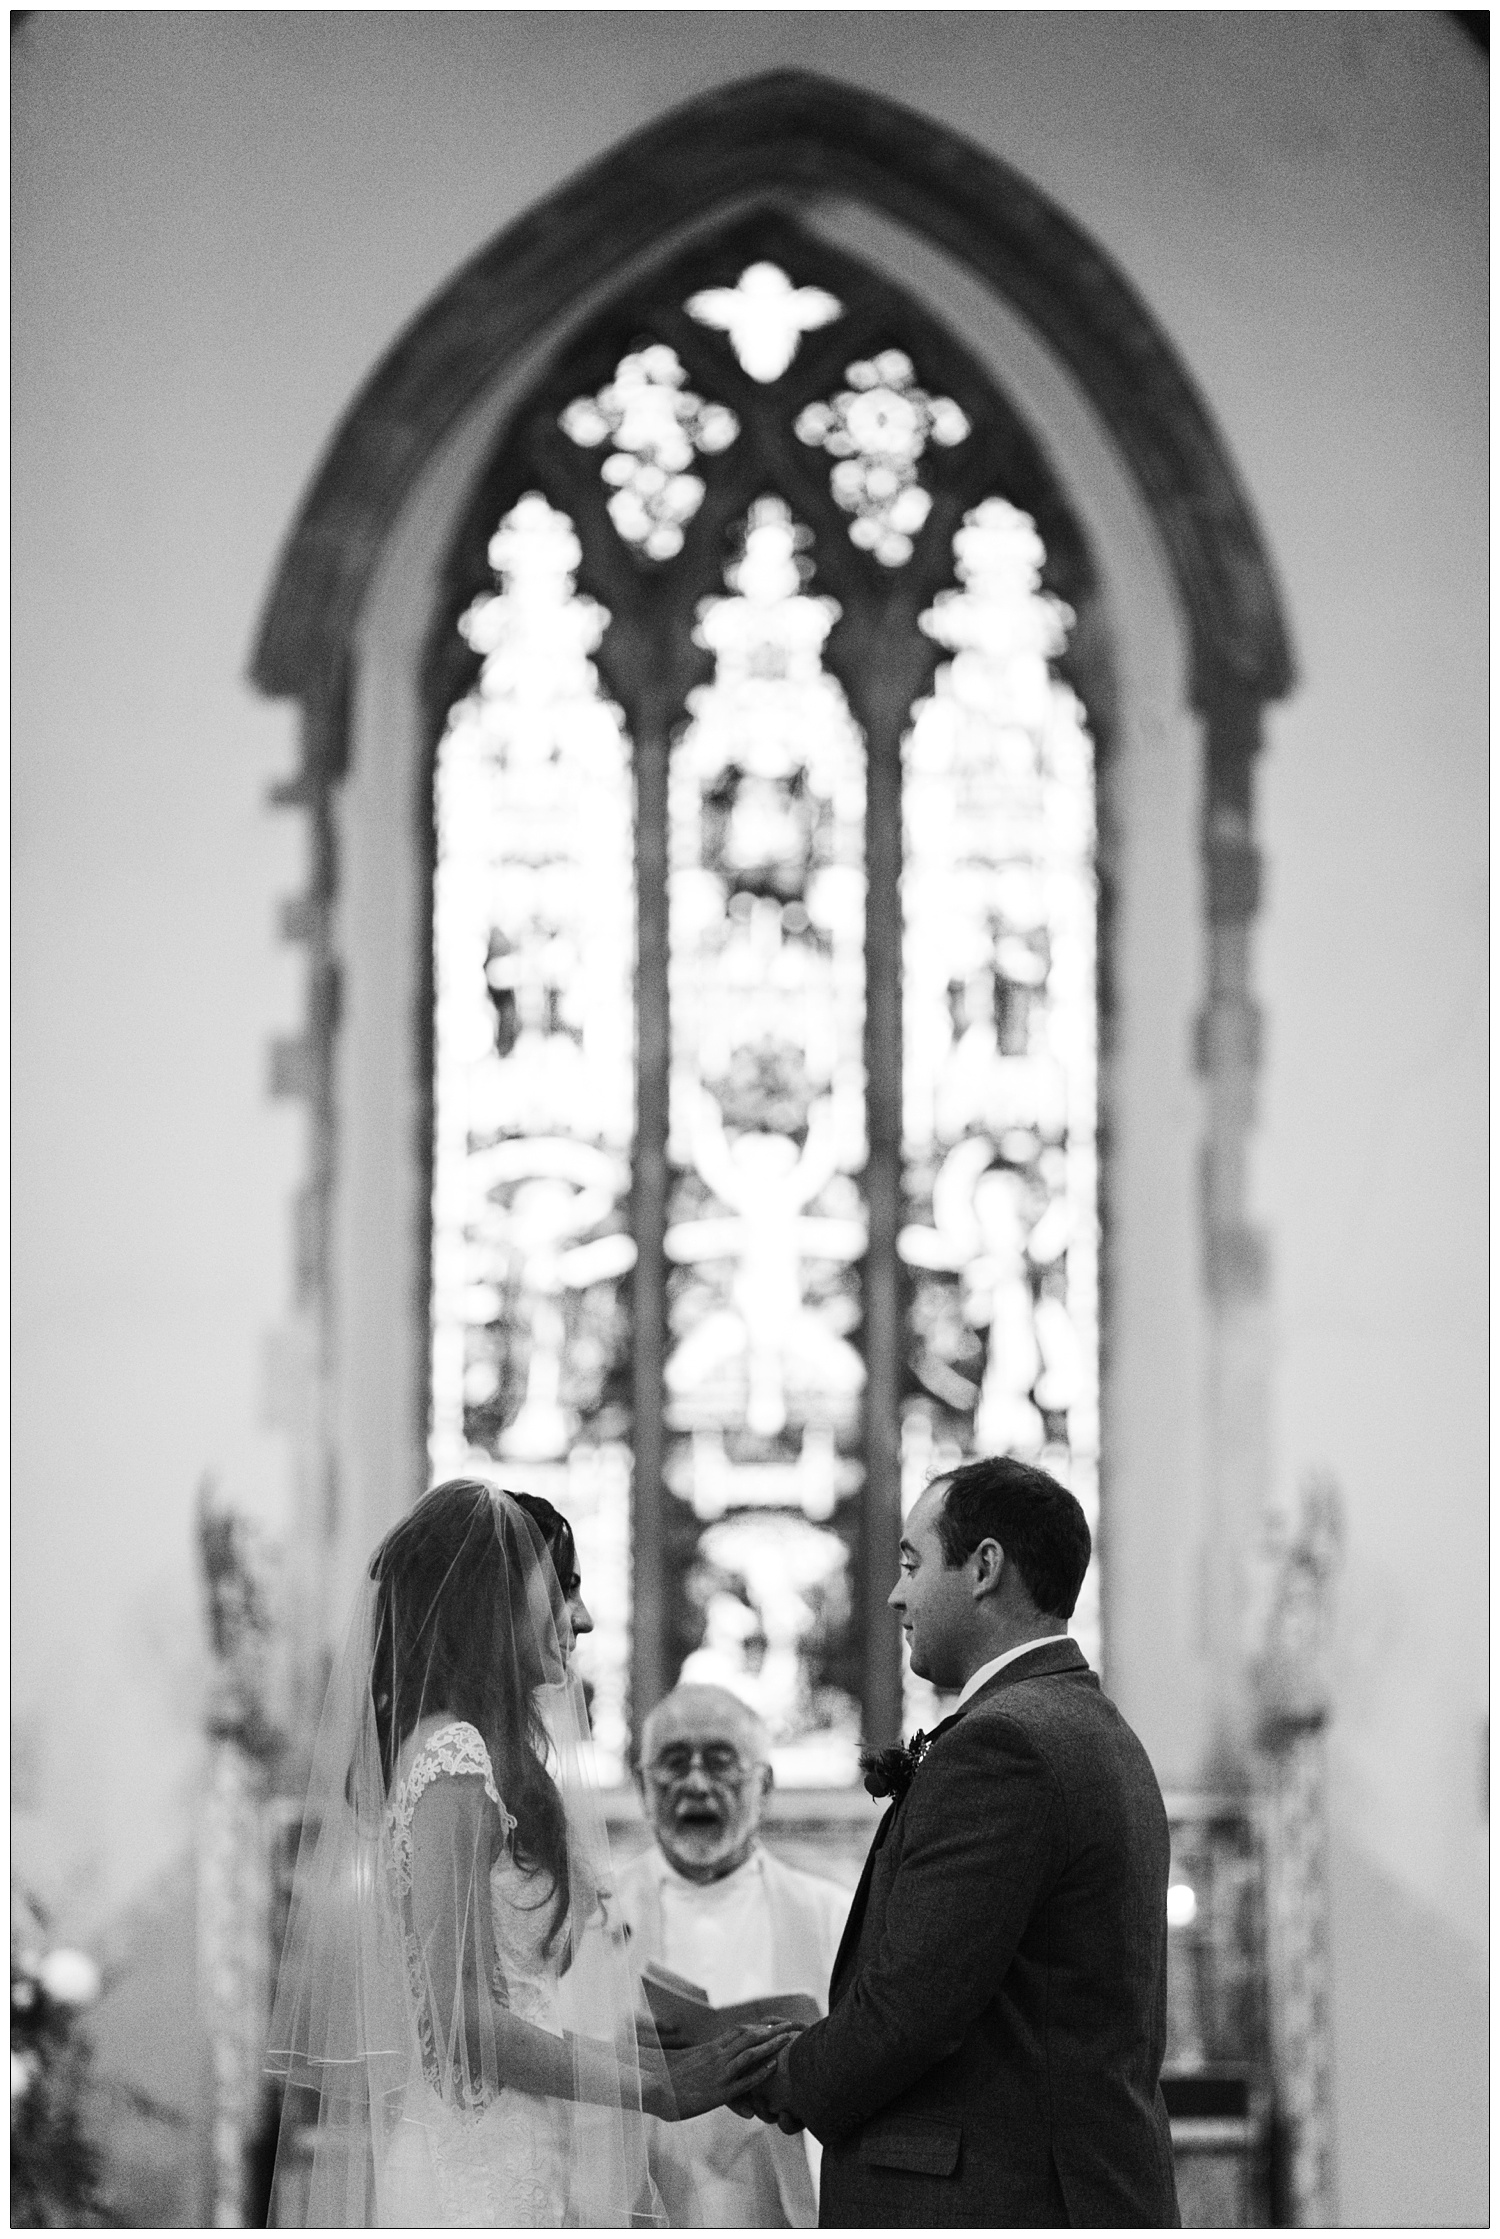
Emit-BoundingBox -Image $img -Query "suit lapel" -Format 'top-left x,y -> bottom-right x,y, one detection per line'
827,1801 -> 897,2002
828,1647 -> 1089,2003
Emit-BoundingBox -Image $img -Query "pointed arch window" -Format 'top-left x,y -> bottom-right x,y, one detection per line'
425,220 -> 1104,1782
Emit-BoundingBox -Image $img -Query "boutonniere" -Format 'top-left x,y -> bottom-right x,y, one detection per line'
858,1730 -> 932,1806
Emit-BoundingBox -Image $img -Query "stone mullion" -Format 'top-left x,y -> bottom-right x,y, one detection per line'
841,615 -> 935,1752
628,685 -> 673,1752
860,701 -> 905,1751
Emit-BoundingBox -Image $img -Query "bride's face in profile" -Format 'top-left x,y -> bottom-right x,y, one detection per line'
556,1580 -> 594,1658
523,1561 -> 594,1684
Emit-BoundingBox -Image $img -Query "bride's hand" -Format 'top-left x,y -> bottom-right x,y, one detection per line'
643,2023 -> 799,2123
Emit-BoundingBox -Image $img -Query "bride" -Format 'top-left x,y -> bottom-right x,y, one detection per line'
267,1479 -> 794,2226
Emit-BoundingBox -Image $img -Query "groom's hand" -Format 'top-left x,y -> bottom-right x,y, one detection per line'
728,2038 -> 803,2130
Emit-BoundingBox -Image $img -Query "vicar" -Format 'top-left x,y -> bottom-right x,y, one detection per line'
738,1456 -> 1181,2228
617,1683 -> 852,2227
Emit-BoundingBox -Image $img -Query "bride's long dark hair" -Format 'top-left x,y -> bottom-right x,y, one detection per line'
368,1478 -> 579,1955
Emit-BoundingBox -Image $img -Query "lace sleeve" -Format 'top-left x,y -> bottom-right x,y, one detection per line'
390,1722 -> 515,1896
393,1725 -> 522,2113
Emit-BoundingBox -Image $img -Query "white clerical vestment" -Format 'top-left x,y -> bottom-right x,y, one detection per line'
616,1844 -> 852,2227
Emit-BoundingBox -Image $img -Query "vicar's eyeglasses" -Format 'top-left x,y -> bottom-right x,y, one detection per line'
645,1742 -> 755,1788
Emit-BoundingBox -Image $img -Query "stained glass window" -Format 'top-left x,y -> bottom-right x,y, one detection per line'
429,232 -> 1101,1780
663,496 -> 869,1783
898,497 -> 1099,1734
686,262 -> 843,382
429,493 -> 637,1777
796,350 -> 970,566
560,344 -> 738,561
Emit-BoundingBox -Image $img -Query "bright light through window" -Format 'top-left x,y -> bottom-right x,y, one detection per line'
431,260 -> 1100,1784
429,492 -> 636,1778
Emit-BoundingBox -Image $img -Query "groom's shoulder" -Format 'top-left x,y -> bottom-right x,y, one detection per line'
961,1649 -> 1098,1729
959,1661 -> 1167,1814
955,1657 -> 1147,1765
922,1684 -> 1065,1780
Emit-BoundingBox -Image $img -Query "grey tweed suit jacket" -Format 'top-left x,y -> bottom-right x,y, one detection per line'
785,1639 -> 1180,2228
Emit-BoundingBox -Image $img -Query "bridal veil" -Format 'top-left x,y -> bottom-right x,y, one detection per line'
266,1480 -> 666,2227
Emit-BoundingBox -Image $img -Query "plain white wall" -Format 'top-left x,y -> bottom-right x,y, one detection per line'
12,12 -> 1485,2223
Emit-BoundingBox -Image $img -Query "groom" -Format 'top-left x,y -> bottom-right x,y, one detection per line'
735,1456 -> 1180,2227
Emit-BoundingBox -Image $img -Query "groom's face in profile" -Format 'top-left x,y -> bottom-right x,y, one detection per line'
890,1478 -> 979,1690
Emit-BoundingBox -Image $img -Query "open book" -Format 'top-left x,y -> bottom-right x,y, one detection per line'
640,1959 -> 820,2048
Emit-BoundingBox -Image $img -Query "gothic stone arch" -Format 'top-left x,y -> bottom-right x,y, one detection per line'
255,66 -> 1294,1731
248,69 -> 1304,2224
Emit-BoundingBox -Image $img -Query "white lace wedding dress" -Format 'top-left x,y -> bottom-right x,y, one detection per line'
379,1721 -> 573,2227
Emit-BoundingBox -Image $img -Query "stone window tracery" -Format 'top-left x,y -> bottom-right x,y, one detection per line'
429,234 -> 1101,1782
795,348 -> 970,565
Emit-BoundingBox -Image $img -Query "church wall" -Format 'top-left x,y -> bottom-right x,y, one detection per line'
12,12 -> 1484,2223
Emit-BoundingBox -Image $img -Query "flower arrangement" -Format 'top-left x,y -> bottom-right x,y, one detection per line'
11,1889 -> 110,2228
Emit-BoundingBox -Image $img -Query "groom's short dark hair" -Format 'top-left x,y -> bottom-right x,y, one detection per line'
932,1457 -> 1091,1619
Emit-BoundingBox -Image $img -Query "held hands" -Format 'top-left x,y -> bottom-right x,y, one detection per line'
727,2035 -> 805,2133
643,2022 -> 800,2123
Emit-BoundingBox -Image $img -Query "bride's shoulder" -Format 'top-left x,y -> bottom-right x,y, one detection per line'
392,1717 -> 507,1824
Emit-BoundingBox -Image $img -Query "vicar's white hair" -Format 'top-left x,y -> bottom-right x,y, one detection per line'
639,1682 -> 772,1769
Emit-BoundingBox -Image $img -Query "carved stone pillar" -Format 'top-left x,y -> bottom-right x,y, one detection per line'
1256,1474 -> 1342,2225
199,1734 -> 270,2227
196,1488 -> 282,2229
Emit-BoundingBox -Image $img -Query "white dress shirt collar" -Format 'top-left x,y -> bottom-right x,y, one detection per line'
953,1632 -> 1070,1712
